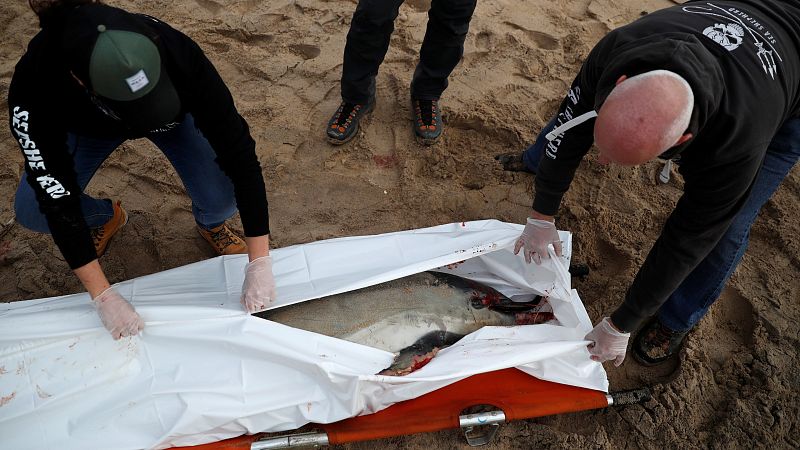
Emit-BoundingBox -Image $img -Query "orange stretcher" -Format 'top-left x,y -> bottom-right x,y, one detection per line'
175,368 -> 649,449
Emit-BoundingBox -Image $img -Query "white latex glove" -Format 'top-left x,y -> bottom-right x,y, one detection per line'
513,218 -> 563,264
585,317 -> 630,367
93,287 -> 145,340
241,255 -> 276,313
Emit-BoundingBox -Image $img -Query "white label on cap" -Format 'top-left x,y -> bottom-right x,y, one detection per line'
126,69 -> 150,93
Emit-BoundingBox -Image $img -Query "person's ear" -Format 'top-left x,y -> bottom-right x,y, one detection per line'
675,132 -> 693,146
615,75 -> 627,85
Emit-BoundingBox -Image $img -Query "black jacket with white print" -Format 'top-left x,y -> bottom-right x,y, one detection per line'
8,5 -> 269,270
532,0 -> 800,332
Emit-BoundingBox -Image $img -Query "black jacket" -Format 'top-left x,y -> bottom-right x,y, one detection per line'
8,5 -> 269,269
532,0 -> 800,331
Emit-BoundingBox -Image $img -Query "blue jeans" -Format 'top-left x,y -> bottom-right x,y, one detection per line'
14,114 -> 237,232
524,117 -> 800,332
659,117 -> 800,331
521,116 -> 560,173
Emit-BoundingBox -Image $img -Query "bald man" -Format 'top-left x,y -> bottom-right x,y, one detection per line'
499,0 -> 800,367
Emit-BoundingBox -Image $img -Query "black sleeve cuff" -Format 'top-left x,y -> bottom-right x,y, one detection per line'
55,232 -> 98,270
532,191 -> 563,217
610,303 -> 646,333
43,209 -> 97,269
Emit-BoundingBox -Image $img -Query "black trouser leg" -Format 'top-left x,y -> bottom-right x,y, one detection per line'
411,0 -> 477,100
341,0 -> 406,104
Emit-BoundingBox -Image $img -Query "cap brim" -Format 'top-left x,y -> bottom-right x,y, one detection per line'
101,65 -> 181,132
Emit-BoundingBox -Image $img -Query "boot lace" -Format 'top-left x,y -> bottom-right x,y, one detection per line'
332,102 -> 362,128
91,227 -> 105,248
209,226 -> 238,250
650,322 -> 675,350
414,99 -> 438,127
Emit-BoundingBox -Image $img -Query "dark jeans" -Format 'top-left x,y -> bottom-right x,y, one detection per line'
340,0 -> 477,104
523,117 -> 800,332
522,115 -> 560,173
658,117 -> 800,331
14,114 -> 238,232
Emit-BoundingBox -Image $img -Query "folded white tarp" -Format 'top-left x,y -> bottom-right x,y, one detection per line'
0,220 -> 607,450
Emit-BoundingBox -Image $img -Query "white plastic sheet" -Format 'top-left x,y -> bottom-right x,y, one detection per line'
0,220 -> 607,450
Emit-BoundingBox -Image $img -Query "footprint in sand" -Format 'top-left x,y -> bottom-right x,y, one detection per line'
504,22 -> 560,50
205,41 -> 231,53
289,44 -> 321,60
475,31 -> 493,51
703,287 -> 755,367
213,28 -> 274,45
193,0 -> 222,15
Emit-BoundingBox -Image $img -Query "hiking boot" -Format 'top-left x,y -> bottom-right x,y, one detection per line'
197,223 -> 248,255
326,99 -> 375,145
91,200 -> 128,257
632,318 -> 688,366
411,97 -> 443,145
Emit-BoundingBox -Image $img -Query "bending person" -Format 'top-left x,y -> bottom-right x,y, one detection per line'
9,1 -> 276,339
501,0 -> 800,366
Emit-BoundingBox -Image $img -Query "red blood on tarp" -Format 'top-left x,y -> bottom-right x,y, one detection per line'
515,311 -> 556,325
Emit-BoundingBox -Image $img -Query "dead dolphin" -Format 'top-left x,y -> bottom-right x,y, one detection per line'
256,272 -> 555,375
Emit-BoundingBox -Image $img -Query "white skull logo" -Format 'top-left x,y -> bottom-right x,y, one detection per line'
703,23 -> 745,51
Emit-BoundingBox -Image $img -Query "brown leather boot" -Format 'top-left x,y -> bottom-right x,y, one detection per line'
197,223 -> 248,255
91,200 -> 128,257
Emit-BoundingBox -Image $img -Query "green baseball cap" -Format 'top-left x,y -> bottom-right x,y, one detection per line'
79,12 -> 181,131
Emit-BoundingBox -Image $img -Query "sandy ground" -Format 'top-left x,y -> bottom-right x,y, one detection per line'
1,0 -> 798,448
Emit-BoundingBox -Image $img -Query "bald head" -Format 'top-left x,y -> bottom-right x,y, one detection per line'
594,70 -> 694,166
